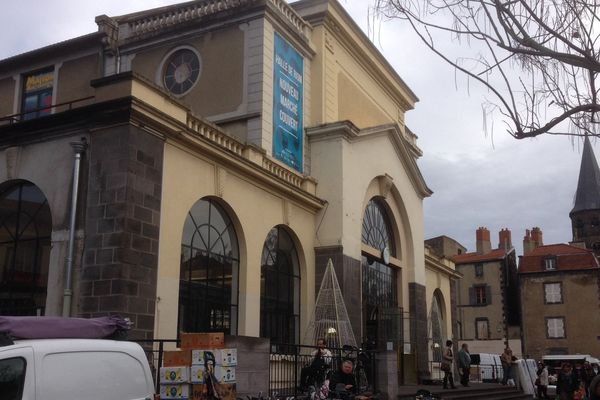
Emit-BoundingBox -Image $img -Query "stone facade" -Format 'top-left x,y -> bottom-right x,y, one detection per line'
80,124 -> 163,339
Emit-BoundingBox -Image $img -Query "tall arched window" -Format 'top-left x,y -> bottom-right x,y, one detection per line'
179,198 -> 239,334
0,181 -> 52,316
260,226 -> 300,344
429,292 -> 445,362
361,198 -> 398,348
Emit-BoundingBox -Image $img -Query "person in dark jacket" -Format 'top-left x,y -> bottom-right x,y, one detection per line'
557,363 -> 579,400
589,374 -> 600,400
457,343 -> 471,387
441,340 -> 456,389
329,360 -> 357,397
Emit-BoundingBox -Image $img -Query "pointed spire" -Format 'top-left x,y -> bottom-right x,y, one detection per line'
571,136 -> 600,214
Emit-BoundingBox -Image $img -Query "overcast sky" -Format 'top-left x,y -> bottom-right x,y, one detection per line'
1,0 -> 594,256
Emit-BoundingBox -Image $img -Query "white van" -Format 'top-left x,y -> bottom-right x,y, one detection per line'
469,353 -> 504,383
0,338 -> 155,400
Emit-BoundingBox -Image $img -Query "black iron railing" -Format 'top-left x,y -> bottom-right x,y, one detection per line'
0,96 -> 94,125
134,338 -> 180,394
269,343 -> 377,398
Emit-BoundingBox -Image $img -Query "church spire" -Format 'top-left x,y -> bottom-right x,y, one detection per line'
571,136 -> 600,215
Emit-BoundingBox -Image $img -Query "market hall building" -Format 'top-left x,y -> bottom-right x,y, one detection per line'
0,0 -> 438,389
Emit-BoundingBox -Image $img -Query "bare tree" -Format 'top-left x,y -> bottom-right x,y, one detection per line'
373,0 -> 600,139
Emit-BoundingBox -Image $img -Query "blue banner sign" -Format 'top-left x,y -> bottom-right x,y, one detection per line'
273,32 -> 303,172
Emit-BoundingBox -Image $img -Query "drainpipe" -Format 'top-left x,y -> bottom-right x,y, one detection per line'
62,139 -> 87,317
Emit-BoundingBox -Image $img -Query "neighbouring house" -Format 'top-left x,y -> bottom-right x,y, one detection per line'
520,136 -> 600,360
451,228 -> 520,354
0,0 -> 435,393
519,240 -> 600,360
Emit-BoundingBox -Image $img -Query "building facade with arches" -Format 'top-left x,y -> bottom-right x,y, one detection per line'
0,0 -> 439,387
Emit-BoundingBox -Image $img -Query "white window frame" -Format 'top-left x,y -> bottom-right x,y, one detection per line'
544,282 -> 562,304
544,257 -> 557,270
547,317 -> 565,338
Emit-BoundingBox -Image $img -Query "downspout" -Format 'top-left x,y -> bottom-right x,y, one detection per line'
62,139 -> 87,317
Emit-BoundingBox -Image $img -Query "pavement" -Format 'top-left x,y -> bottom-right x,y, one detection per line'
396,382 -> 517,398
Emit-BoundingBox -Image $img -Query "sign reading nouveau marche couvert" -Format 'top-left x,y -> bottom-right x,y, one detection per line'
273,32 -> 303,172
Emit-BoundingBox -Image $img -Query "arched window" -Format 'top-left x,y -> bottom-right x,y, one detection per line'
429,292 -> 445,362
0,181 -> 52,316
179,198 -> 239,334
260,226 -> 300,344
361,198 -> 398,348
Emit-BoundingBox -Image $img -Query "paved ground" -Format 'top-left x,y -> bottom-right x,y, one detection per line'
396,382 -> 509,397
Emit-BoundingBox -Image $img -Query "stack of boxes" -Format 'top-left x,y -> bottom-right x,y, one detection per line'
159,333 -> 237,400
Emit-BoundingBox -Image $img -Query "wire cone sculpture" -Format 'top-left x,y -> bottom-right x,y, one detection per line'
302,258 -> 357,351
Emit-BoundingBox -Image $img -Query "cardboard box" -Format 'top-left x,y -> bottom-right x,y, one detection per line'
191,350 -> 213,365
190,365 -> 206,384
160,384 -> 190,399
215,349 -> 237,366
163,350 -> 192,367
192,349 -> 237,366
180,333 -> 225,350
213,366 -> 235,383
160,367 -> 190,384
191,383 -> 236,400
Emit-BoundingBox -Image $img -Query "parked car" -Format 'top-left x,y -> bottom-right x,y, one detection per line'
469,353 -> 504,383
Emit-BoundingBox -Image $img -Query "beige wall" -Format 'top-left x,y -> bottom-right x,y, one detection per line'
56,54 -> 100,104
156,140 -> 317,341
308,21 -> 414,129
0,135 -> 89,317
132,26 -> 245,119
425,256 -> 454,343
310,127 -> 427,321
0,77 -> 15,117
456,261 -> 505,340
521,273 -> 600,360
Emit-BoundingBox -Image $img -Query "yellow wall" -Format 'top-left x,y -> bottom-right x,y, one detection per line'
521,273 -> 600,360
56,54 -> 100,104
156,140 -> 317,340
132,26 -> 245,119
0,77 -> 15,117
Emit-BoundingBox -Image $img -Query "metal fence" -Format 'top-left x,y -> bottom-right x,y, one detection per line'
134,338 -> 180,393
268,343 -> 376,398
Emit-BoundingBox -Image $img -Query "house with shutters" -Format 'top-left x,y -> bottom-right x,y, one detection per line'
451,227 -> 520,353
519,137 -> 600,360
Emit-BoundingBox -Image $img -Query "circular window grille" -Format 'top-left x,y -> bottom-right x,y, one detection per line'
163,48 -> 201,95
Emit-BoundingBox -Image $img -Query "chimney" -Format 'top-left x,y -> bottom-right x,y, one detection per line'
523,227 -> 543,255
476,227 -> 491,254
498,228 -> 512,249
531,227 -> 543,247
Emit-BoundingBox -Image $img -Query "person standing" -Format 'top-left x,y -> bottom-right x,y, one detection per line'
500,347 -> 514,385
557,363 -> 579,400
457,343 -> 471,387
300,338 -> 332,389
536,362 -> 549,399
589,373 -> 600,400
442,340 -> 456,389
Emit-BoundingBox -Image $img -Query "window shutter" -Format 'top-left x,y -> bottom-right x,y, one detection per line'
469,287 -> 475,305
485,285 -> 492,305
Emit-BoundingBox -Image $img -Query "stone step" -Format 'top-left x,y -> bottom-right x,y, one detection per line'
398,384 -> 534,400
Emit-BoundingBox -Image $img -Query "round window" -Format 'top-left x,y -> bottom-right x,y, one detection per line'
163,48 -> 201,95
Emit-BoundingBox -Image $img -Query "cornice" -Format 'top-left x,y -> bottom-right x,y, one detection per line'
306,121 -> 432,198
292,0 -> 418,111
425,251 -> 462,279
